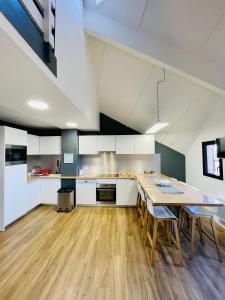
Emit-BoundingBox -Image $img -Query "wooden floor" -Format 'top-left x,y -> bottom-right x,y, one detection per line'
1,206 -> 225,300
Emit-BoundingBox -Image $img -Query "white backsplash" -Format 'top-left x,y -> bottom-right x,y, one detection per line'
79,152 -> 160,174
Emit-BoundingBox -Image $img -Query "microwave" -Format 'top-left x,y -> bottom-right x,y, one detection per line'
5,145 -> 27,166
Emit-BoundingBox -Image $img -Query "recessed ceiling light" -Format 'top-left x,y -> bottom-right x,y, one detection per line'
66,122 -> 78,128
28,100 -> 49,110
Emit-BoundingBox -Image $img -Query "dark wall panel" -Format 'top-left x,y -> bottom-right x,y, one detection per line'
155,142 -> 186,182
61,129 -> 78,188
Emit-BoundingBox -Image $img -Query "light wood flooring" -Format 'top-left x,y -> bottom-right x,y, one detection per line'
0,206 -> 225,300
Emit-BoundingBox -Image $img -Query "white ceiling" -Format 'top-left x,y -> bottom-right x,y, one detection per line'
0,14 -> 98,131
86,0 -> 225,68
88,35 -> 225,154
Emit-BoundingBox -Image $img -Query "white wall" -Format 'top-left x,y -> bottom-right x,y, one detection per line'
186,100 -> 225,200
55,0 -> 99,129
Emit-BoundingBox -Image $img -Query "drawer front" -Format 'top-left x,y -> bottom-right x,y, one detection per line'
96,179 -> 117,184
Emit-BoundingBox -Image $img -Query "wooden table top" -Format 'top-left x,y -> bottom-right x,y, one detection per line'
136,173 -> 224,207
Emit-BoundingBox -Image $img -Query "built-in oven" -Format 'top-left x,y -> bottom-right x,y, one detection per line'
5,145 -> 27,166
96,183 -> 116,203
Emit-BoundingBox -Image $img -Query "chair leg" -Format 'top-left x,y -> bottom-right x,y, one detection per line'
210,217 -> 222,262
189,216 -> 196,260
197,217 -> 204,244
142,205 -> 149,241
136,192 -> 140,217
173,220 -> 184,266
150,219 -> 158,266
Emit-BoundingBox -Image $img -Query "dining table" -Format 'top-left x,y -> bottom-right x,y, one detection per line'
136,173 -> 224,207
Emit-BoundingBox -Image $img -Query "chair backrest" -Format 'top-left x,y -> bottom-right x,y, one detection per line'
136,180 -> 142,194
204,193 -> 219,214
188,185 -> 199,192
171,177 -> 177,181
146,195 -> 154,215
139,188 -> 146,203
179,181 -> 187,185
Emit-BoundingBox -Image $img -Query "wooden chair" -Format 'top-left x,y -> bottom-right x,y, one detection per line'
180,191 -> 222,262
136,181 -> 142,217
144,194 -> 184,266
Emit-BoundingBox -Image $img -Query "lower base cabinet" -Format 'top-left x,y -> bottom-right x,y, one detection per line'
76,180 -> 96,205
40,179 -> 61,204
27,179 -> 41,211
116,179 -> 137,206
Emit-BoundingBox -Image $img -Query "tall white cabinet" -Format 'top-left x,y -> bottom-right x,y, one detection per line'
0,126 -> 28,230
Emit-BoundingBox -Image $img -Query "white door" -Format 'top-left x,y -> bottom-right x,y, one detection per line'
4,164 -> 28,226
134,135 -> 155,154
40,179 -> 61,204
116,179 -> 137,206
76,180 -> 96,205
98,135 -> 116,152
27,134 -> 40,155
116,135 -> 135,154
79,136 -> 98,155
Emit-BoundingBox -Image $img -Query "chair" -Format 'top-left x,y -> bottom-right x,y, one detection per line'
180,193 -> 222,262
171,177 -> 178,181
144,194 -> 184,266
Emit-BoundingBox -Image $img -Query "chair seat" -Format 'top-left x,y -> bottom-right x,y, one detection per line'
183,205 -> 217,217
147,202 -> 176,219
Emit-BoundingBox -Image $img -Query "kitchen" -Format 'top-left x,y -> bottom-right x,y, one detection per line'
2,0 -> 225,299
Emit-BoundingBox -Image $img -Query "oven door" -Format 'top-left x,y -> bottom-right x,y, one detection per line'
96,184 -> 116,202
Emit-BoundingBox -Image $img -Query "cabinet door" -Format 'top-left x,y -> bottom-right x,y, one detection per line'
116,135 -> 135,154
79,136 -> 98,155
134,135 -> 155,154
98,136 -> 115,152
116,179 -> 137,206
4,126 -> 27,146
4,164 -> 28,226
40,179 -> 61,204
76,180 -> 96,205
39,136 -> 61,155
27,134 -> 40,155
27,179 -> 41,211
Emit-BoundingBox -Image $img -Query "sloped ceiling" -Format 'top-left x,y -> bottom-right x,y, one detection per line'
87,35 -> 225,154
86,0 -> 225,67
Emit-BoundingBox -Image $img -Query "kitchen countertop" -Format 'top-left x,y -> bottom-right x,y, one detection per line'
27,174 -> 136,181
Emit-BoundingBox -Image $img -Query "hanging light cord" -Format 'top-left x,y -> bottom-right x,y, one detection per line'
156,68 -> 166,122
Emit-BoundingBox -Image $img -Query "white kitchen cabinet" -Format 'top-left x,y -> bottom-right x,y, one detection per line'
116,135 -> 135,154
79,136 -> 98,155
27,179 -> 41,211
116,179 -> 137,206
98,135 -> 115,152
40,179 -> 61,204
4,126 -> 27,146
4,164 -> 28,226
27,134 -> 40,155
39,136 -> 61,155
76,180 -> 96,205
134,135 -> 155,154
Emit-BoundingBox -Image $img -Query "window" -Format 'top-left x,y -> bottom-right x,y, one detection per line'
202,141 -> 223,180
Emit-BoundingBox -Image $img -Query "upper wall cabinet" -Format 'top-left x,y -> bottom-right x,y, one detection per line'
79,136 -> 98,155
27,134 -> 40,155
134,135 -> 155,154
4,127 -> 27,146
98,135 -> 116,152
116,135 -> 135,154
39,136 -> 61,155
